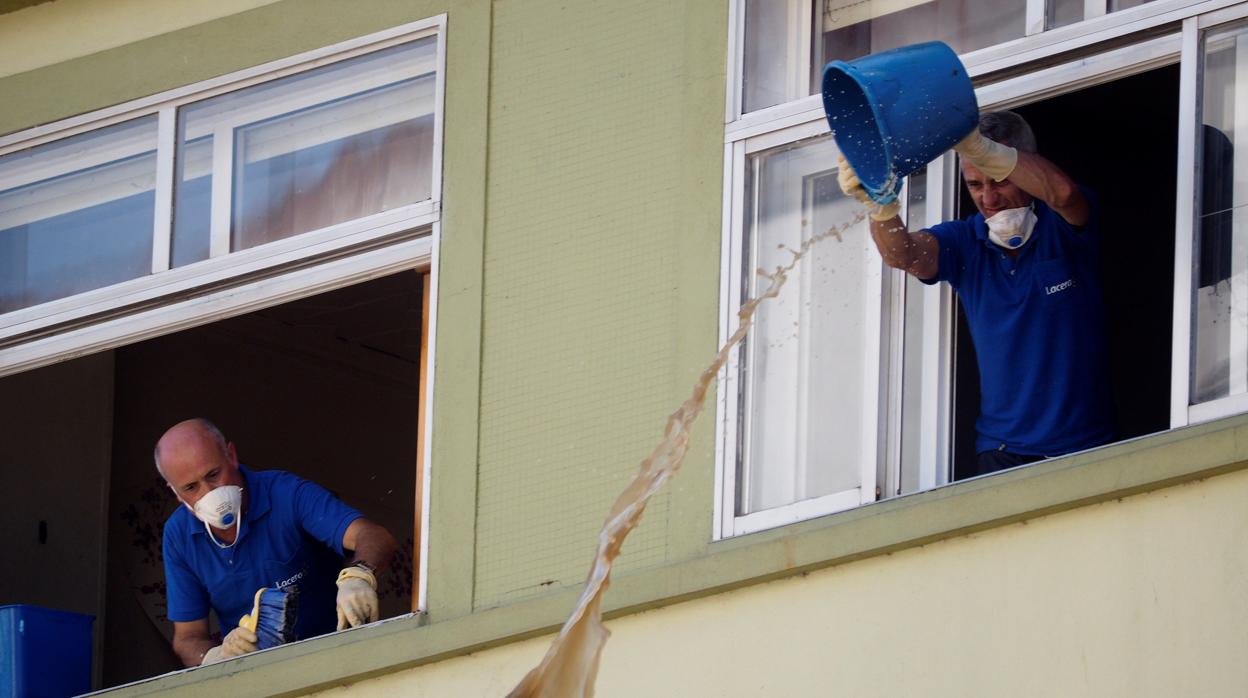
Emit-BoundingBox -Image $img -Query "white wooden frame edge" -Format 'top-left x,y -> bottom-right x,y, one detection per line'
0,204 -> 437,340
0,237 -> 432,378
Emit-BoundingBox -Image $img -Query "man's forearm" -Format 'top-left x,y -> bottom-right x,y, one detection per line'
1005,151 -> 1088,225
346,519 -> 398,571
869,215 -> 939,279
870,216 -> 916,269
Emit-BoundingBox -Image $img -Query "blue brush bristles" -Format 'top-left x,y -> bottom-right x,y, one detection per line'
240,586 -> 299,650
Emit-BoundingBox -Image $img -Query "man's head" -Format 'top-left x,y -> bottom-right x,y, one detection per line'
961,111 -> 1037,219
155,418 -> 243,510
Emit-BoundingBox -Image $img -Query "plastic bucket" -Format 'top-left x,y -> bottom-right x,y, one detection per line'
0,605 -> 94,698
821,41 -> 978,204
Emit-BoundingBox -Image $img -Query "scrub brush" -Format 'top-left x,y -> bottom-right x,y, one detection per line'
238,586 -> 299,649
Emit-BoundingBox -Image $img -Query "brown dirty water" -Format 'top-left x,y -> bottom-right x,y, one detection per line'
507,211 -> 865,698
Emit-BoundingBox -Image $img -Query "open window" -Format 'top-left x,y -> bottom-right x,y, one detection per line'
0,270 -> 432,688
950,63 -> 1180,478
0,18 -> 442,691
718,0 -> 1241,538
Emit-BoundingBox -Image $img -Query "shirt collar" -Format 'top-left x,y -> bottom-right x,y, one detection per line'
239,465 -> 272,523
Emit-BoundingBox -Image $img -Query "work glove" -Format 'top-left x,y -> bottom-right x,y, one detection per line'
200,626 -> 258,664
836,155 -> 901,221
953,129 -> 1017,182
336,564 -> 379,630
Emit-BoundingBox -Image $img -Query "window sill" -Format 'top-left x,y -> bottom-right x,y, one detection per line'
92,412 -> 1248,697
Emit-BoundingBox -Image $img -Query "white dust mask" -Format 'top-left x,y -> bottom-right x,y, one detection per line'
191,485 -> 244,548
985,204 -> 1037,250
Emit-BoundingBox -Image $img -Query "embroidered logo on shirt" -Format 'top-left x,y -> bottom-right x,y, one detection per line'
1045,278 -> 1075,296
275,568 -> 305,589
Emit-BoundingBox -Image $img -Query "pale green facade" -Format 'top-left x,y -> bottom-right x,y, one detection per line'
3,1 -> 1248,696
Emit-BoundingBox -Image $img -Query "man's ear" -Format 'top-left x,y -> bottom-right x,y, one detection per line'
226,442 -> 239,467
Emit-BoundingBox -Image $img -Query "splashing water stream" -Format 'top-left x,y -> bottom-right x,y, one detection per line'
506,212 -> 865,698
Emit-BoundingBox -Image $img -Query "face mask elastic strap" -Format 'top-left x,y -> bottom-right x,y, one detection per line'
204,517 -> 242,549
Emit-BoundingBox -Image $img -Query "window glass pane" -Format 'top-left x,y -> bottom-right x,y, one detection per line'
1194,23 -> 1248,403
742,0 -> 808,112
173,38 -> 436,259
1109,0 -> 1158,11
0,116 -> 157,313
814,0 -> 1026,73
742,0 -> 1028,115
899,169 -> 927,495
1047,0 -> 1086,30
739,136 -> 874,514
172,135 -> 212,267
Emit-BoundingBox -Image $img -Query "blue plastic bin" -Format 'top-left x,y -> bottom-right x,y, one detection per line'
821,41 -> 978,204
0,605 -> 93,698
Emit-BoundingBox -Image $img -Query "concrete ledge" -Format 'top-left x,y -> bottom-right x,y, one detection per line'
91,414 -> 1248,697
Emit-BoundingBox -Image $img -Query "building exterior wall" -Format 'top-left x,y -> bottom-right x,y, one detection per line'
0,0 -> 728,651
307,466 -> 1248,697
471,0 -> 726,610
4,0 -> 1248,696
0,0 -> 284,80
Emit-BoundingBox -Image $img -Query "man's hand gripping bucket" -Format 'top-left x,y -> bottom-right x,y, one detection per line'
821,41 -> 979,205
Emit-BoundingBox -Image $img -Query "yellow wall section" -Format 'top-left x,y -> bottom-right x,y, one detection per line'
0,0 -> 283,79
305,467 -> 1248,697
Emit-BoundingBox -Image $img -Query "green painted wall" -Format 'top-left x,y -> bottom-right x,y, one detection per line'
0,0 -> 728,627
471,0 -> 727,610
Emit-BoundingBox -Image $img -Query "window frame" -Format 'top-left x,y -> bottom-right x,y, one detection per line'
1180,3 -> 1248,425
727,0 -> 1238,133
717,0 -> 1228,539
0,16 -> 446,375
714,125 -> 892,539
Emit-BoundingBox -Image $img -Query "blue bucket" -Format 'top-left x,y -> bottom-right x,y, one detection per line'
821,41 -> 978,204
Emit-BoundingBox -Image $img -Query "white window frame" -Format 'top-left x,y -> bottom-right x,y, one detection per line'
0,15 -> 447,377
1180,3 -> 1248,425
728,0 -> 1242,134
715,124 -> 889,540
717,0 -> 1228,539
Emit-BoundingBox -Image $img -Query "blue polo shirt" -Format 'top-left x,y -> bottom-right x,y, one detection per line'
923,186 -> 1116,455
163,466 -> 362,642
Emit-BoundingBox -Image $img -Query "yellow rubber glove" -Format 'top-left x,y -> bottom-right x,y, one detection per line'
336,565 -> 379,630
836,155 -> 901,221
953,129 -> 1017,182
199,626 -> 258,664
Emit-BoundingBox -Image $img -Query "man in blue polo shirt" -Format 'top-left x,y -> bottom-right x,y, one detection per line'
156,418 -> 398,666
839,111 -> 1116,476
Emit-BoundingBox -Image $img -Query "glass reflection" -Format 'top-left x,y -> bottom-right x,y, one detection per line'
1194,23 -> 1248,403
173,38 -> 436,262
0,116 -> 157,312
740,136 -> 871,514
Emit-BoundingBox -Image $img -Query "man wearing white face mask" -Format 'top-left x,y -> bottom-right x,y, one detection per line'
155,418 -> 398,667
840,111 -> 1116,476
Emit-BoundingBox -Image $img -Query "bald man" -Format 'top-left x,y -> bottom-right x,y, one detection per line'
155,418 -> 398,666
